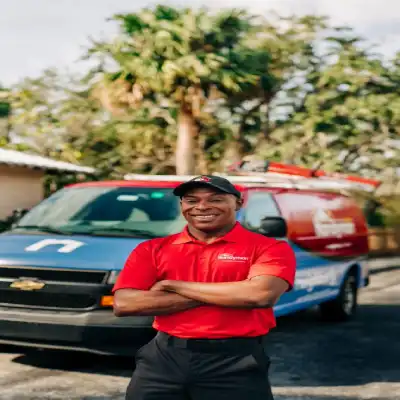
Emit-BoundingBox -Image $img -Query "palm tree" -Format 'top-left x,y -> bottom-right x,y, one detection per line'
88,6 -> 272,174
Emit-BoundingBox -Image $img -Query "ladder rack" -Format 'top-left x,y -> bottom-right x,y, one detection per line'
124,172 -> 380,193
124,159 -> 381,193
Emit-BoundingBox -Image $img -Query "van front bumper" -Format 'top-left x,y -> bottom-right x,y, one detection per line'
0,306 -> 155,356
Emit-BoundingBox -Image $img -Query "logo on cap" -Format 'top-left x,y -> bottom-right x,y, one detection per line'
195,176 -> 211,182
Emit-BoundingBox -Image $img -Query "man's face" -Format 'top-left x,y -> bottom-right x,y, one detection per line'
180,187 -> 242,232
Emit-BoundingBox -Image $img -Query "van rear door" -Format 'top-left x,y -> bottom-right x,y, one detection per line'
274,191 -> 369,259
274,190 -> 368,304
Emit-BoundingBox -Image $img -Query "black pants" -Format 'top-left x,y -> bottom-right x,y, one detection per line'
126,332 -> 274,400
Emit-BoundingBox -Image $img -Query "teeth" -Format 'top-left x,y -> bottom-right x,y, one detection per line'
194,215 -> 215,220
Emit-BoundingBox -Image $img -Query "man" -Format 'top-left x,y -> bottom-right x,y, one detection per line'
113,175 -> 296,400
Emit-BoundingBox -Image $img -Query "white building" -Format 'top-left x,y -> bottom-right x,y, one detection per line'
0,148 -> 95,219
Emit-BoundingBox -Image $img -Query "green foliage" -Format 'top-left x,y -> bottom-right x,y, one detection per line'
255,30 -> 400,176
85,6 -> 275,174
0,86 -> 10,118
0,102 -> 10,118
2,6 -> 399,186
0,86 -> 11,144
91,6 -> 267,102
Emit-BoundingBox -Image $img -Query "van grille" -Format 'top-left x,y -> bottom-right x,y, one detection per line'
0,266 -> 107,284
0,290 -> 97,310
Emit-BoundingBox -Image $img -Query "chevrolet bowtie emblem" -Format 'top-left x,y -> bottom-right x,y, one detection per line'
10,279 -> 45,291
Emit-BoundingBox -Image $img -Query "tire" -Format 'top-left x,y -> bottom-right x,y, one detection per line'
319,272 -> 358,322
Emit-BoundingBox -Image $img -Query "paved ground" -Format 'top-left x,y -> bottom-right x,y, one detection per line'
0,259 -> 399,400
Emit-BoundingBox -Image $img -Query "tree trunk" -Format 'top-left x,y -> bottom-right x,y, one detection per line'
196,134 -> 209,175
176,108 -> 197,175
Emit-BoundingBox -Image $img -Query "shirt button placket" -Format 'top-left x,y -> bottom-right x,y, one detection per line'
198,245 -> 209,280
195,244 -> 206,282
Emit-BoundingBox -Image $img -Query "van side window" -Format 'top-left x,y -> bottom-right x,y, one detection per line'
242,192 -> 281,231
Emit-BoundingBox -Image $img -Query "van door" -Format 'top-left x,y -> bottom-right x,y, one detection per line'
240,190 -> 299,311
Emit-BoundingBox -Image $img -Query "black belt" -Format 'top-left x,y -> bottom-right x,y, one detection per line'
156,331 -> 265,352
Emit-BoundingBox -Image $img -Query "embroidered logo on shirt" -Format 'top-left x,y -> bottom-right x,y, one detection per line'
217,253 -> 249,262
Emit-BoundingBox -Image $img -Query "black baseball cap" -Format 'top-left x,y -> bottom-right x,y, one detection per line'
173,175 -> 241,198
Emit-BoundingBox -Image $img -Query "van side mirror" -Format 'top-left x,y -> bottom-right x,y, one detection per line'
259,217 -> 287,238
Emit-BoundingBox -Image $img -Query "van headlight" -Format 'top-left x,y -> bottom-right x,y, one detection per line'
107,270 -> 120,284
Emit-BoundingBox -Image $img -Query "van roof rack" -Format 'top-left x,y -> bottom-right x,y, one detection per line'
123,160 -> 381,193
223,160 -> 381,192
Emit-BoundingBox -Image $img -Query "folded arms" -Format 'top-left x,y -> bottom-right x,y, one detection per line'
113,275 -> 289,317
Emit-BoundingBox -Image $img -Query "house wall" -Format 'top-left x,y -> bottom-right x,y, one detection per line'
0,165 -> 44,219
369,227 -> 400,256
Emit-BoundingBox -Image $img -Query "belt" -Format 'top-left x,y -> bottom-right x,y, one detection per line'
156,331 -> 265,352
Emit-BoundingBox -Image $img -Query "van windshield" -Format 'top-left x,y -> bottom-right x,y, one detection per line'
13,186 -> 187,238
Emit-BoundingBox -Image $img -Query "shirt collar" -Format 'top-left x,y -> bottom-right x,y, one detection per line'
172,222 -> 246,244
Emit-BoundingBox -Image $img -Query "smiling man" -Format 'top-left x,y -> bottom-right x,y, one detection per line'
113,175 -> 296,400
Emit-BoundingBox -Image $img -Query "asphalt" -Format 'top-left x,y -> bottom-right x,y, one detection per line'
0,258 -> 399,400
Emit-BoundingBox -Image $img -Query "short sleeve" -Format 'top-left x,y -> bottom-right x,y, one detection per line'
112,242 -> 157,292
247,240 -> 296,291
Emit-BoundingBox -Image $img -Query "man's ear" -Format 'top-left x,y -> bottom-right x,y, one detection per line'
235,197 -> 243,211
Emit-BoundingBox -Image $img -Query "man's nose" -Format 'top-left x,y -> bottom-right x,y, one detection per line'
195,201 -> 211,210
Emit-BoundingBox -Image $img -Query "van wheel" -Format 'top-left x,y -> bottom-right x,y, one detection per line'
319,272 -> 358,322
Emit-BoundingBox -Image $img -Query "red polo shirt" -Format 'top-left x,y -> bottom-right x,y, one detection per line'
113,222 -> 296,338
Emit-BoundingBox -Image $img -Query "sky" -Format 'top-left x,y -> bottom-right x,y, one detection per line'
1,0 -> 400,86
